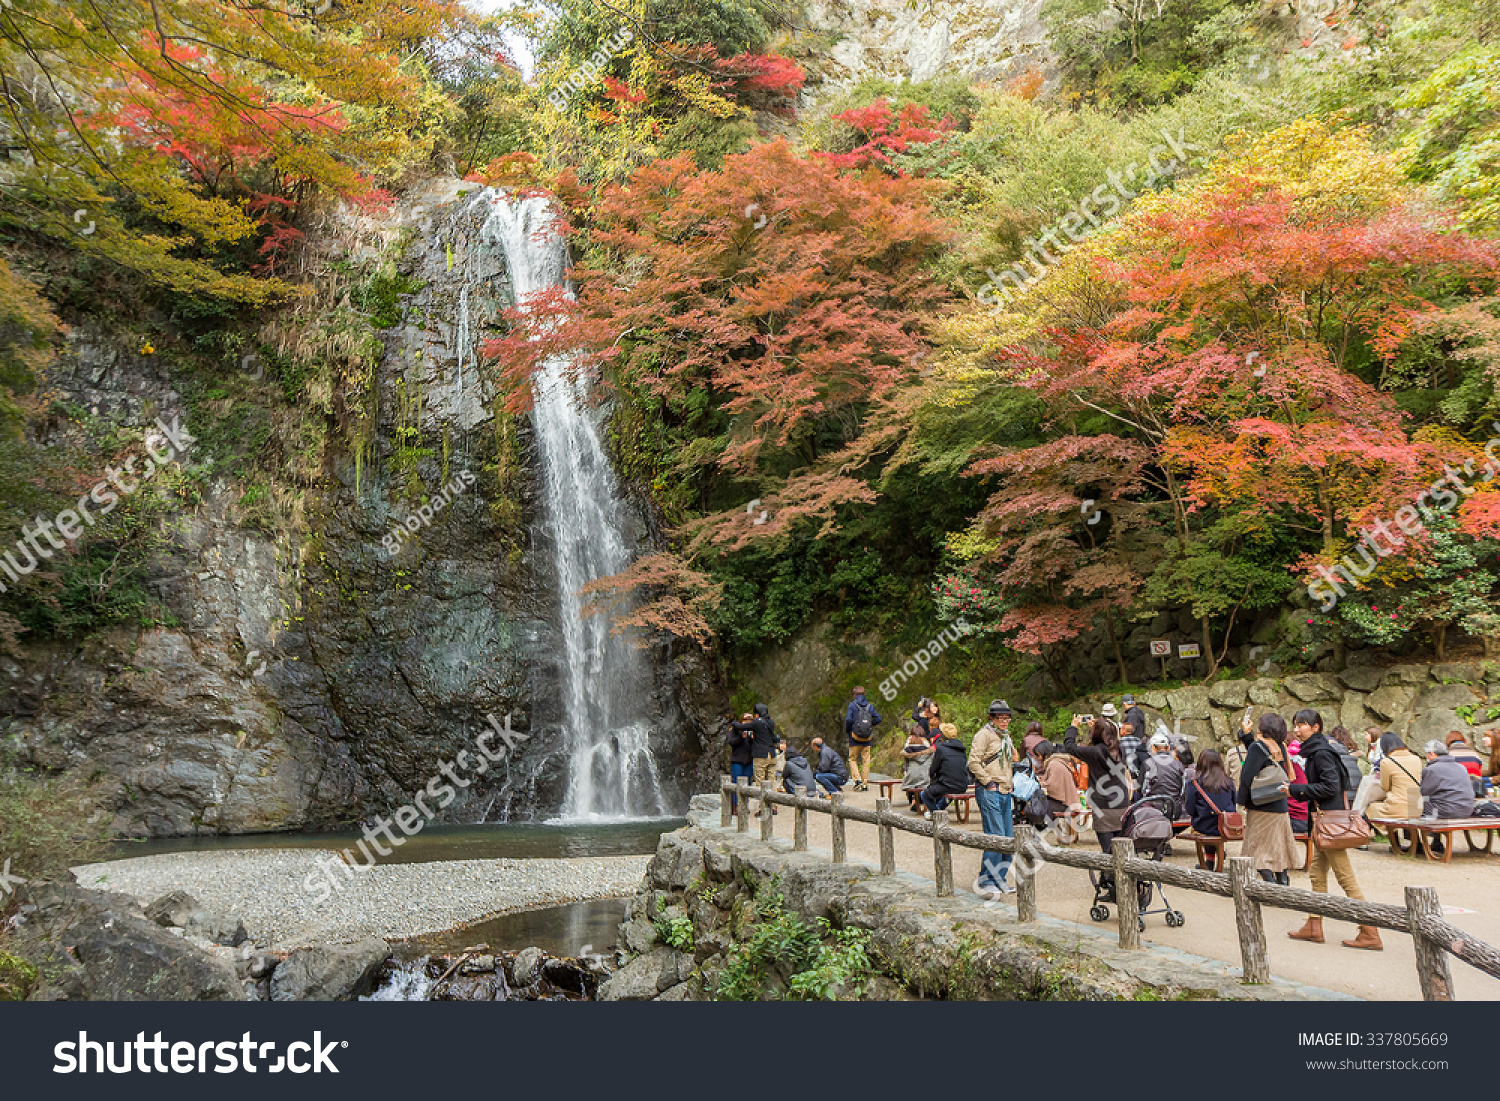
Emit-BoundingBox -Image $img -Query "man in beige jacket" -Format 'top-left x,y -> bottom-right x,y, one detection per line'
969,700 -> 1019,895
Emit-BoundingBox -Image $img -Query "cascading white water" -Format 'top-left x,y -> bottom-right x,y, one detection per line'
456,284 -> 469,407
480,192 -> 669,820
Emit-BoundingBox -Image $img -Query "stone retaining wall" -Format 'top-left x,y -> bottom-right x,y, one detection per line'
1081,661 -> 1500,758
596,798 -> 1352,1002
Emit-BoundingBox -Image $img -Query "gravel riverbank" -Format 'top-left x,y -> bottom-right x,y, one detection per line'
70,850 -> 650,949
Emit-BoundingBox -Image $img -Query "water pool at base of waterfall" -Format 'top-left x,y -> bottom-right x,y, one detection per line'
109,818 -> 683,865
394,897 -> 629,961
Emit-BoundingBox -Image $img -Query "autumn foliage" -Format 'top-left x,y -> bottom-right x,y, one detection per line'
824,99 -> 954,171
941,123 -> 1500,678
483,138 -> 954,640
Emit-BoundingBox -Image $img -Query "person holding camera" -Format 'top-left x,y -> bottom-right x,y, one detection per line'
1237,713 -> 1296,886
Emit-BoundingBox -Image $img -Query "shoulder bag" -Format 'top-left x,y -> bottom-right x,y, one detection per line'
1249,749 -> 1288,807
1191,778 -> 1245,840
1311,790 -> 1371,850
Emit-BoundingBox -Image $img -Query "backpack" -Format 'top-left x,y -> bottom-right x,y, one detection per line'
850,699 -> 876,744
1023,786 -> 1052,827
1059,754 -> 1088,793
1474,801 -> 1500,818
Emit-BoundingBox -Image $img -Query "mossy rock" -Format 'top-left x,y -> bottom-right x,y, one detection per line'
0,951 -> 39,1000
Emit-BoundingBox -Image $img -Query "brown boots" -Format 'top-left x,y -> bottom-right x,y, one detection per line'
1288,917 -> 1324,943
1288,918 -> 1383,950
1342,926 -> 1383,951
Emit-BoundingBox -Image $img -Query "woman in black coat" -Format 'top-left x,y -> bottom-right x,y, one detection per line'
1063,717 -> 1133,853
1287,710 -> 1379,951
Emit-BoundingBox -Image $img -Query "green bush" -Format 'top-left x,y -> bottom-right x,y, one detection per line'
0,753 -> 110,888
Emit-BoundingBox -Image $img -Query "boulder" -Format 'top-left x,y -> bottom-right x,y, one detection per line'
1382,664 -> 1431,687
1282,673 -> 1340,702
9,882 -> 241,1001
1408,710 -> 1468,748
1365,685 -> 1415,723
1208,680 -> 1250,709
512,946 -> 545,986
1175,718 -> 1213,746
144,890 -> 199,928
269,938 -> 389,1001
596,948 -> 690,1002
1412,684 -> 1480,713
1432,663 -> 1482,684
1247,679 -> 1282,707
619,914 -> 658,955
1207,709 -> 1232,746
646,839 -> 682,890
1338,696 -> 1373,738
1136,690 -> 1168,710
240,952 -> 279,980
1337,666 -> 1384,693
703,842 -> 734,880
143,890 -> 247,947
1165,685 -> 1212,719
669,844 -> 706,891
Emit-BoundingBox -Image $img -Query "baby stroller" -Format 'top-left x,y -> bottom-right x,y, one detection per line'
1087,800 -> 1186,930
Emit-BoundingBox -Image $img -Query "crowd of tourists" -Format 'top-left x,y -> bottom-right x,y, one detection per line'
725,686 -> 1500,947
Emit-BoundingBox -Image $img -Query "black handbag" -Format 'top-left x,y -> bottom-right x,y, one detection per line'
1024,786 -> 1051,826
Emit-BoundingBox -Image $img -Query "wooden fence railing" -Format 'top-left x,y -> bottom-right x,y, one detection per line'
719,776 -> 1500,1001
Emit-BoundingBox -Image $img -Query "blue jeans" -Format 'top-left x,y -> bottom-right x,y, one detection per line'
974,786 -> 1014,890
730,761 -> 754,810
920,786 -> 958,813
814,772 -> 842,795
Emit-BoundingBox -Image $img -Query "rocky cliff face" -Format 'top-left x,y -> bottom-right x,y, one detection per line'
800,0 -> 1053,94
1,177 -> 723,836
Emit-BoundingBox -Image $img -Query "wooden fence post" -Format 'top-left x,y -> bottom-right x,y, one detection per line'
1014,823 -> 1037,923
1228,857 -> 1269,984
933,810 -> 954,897
736,778 -> 749,833
760,780 -> 774,841
830,793 -> 847,863
876,798 -> 896,875
1112,838 -> 1139,949
1407,885 -> 1453,1001
794,786 -> 809,852
721,774 -> 732,827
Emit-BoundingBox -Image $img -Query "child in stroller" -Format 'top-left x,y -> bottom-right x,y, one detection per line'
1087,800 -> 1186,930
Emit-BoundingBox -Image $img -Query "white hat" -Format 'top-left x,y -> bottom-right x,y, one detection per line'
1100,702 -> 1119,719
1149,732 -> 1170,748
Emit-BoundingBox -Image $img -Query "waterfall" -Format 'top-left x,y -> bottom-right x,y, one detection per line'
456,284 -> 469,408
479,192 -> 669,821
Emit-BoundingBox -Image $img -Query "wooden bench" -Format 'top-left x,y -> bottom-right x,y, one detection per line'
937,790 -> 974,824
874,778 -> 904,800
1368,816 -> 1500,863
1179,831 -> 1232,871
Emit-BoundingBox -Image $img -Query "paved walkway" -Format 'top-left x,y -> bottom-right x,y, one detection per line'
748,786 -> 1500,1001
